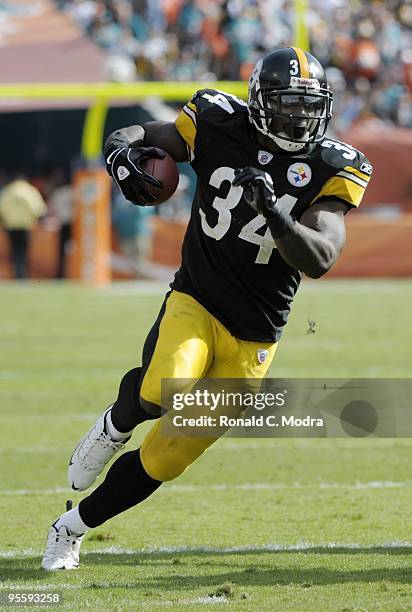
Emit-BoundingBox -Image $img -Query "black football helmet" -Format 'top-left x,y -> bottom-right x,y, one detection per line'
248,47 -> 333,152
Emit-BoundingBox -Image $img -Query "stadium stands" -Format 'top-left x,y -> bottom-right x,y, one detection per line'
0,1 -> 411,279
55,0 -> 412,130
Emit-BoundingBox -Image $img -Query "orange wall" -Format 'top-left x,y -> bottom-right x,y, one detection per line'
325,214 -> 412,277
344,126 -> 412,211
1,214 -> 412,280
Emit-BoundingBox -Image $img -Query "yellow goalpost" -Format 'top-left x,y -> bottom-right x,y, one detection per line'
0,81 -> 247,161
0,3 -> 309,284
294,0 -> 309,53
0,2 -> 309,160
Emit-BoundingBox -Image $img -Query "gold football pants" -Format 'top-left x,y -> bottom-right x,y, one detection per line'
139,290 -> 277,481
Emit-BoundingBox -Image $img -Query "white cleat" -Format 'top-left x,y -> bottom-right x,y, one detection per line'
68,406 -> 129,491
41,523 -> 83,571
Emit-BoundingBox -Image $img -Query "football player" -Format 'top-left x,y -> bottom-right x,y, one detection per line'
42,47 -> 372,569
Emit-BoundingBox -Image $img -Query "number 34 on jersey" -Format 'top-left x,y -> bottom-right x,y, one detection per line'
199,166 -> 296,265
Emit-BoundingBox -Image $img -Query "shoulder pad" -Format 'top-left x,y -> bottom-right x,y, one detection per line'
319,138 -> 373,176
175,89 -> 247,158
191,89 -> 247,115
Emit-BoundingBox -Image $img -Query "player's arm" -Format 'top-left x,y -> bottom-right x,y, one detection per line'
233,167 -> 349,278
104,121 -> 188,205
105,89 -> 209,204
274,200 -> 347,278
105,121 -> 188,163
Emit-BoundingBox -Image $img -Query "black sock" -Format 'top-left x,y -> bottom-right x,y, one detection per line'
110,367 -> 157,433
110,399 -> 154,433
78,449 -> 162,528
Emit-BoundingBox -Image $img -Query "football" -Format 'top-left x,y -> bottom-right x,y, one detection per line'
141,150 -> 179,205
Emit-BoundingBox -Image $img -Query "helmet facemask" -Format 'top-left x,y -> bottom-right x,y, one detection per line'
249,81 -> 333,153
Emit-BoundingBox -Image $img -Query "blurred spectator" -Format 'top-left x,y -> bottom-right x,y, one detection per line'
0,176 -> 47,279
111,190 -> 154,276
47,171 -> 74,279
54,0 -> 412,132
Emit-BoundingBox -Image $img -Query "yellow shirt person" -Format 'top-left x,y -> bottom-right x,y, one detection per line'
0,179 -> 47,278
0,179 -> 47,230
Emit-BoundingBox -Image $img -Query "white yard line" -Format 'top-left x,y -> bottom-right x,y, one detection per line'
0,447 -> 72,454
0,440 -> 409,452
0,279 -> 410,296
0,414 -> 98,422
97,281 -> 169,296
1,481 -> 410,497
189,596 -> 228,605
0,438 -> 409,455
219,439 -> 412,449
301,280 -> 412,294
0,582 -> 83,589
0,487 -> 73,496
1,541 -> 411,561
167,480 -> 411,492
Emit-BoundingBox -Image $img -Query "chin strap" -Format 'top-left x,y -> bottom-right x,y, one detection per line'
251,116 -> 308,153
273,133 -> 308,152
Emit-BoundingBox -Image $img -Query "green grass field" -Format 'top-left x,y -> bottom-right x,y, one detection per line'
1,279 -> 411,611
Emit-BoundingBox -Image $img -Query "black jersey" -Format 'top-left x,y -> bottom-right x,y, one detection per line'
173,89 -> 372,342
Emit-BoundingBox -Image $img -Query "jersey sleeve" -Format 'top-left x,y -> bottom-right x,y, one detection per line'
175,93 -> 199,160
174,89 -> 231,161
311,143 -> 373,208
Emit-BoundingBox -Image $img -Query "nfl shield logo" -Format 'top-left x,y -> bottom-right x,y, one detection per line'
258,150 -> 273,165
257,349 -> 269,364
117,166 -> 130,181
